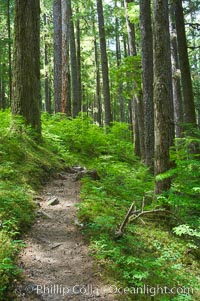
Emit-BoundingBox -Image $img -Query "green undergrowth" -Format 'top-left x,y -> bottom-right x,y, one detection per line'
0,111 -> 199,300
33,113 -> 200,300
0,110 -> 71,299
78,170 -> 199,300
68,118 -> 199,300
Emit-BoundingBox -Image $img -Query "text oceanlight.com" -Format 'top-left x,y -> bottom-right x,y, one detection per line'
16,284 -> 194,297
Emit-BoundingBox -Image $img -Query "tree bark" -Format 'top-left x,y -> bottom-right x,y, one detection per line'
12,0 -> 41,134
115,1 -> 125,123
94,34 -> 102,126
68,0 -> 81,117
43,13 -> 51,114
170,5 -> 183,138
153,0 -> 174,194
124,0 -> 145,160
53,0 -> 62,113
76,7 -> 82,112
0,77 -> 6,110
96,0 -> 112,126
128,99 -> 134,143
61,0 -> 71,116
140,0 -> 154,170
123,34 -> 128,58
124,0 -> 137,56
174,0 -> 196,125
8,0 -> 12,106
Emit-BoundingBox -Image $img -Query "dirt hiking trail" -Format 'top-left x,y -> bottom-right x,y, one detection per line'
15,171 -> 116,301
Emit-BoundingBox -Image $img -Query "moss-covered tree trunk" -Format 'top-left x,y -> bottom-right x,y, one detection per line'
12,0 -> 41,134
153,0 -> 174,194
140,0 -> 154,170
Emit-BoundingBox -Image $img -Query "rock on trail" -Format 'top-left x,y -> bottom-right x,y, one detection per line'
15,172 -> 116,301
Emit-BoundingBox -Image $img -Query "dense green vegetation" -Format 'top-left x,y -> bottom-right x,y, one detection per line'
0,110 -> 199,300
0,110 -> 65,298
0,0 -> 200,300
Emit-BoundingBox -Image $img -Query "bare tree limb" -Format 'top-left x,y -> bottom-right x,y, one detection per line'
115,199 -> 181,238
115,202 -> 135,237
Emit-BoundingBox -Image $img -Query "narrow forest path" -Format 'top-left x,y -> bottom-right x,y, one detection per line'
14,172 -> 116,301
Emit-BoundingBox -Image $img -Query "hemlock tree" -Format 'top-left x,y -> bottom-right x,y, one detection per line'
140,0 -> 154,170
170,4 -> 183,138
8,0 -> 12,105
124,0 -> 136,56
174,0 -> 197,125
68,0 -> 81,117
76,6 -> 82,112
93,22 -> 102,126
53,0 -> 62,113
0,0 -> 13,110
43,13 -> 52,114
124,0 -> 145,160
12,0 -> 41,134
115,0 -> 125,123
96,0 -> 112,126
61,0 -> 71,116
153,0 -> 174,194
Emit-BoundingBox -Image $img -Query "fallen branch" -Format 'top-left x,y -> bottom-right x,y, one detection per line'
115,199 -> 181,238
50,243 -> 63,250
115,202 -> 135,238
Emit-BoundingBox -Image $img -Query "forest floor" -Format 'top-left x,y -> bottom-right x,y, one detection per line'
14,172 -> 116,301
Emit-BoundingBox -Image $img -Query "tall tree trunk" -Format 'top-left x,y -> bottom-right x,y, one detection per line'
12,0 -> 41,134
170,5 -> 183,138
53,0 -> 62,113
128,99 -> 134,143
140,0 -> 154,170
198,108 -> 200,129
8,0 -> 12,106
174,0 -> 196,125
0,77 -> 6,110
61,0 -> 71,116
123,34 -> 128,58
44,44 -> 51,114
124,0 -> 137,56
76,7 -> 82,111
94,34 -> 102,126
134,100 -> 145,160
96,0 -> 112,126
124,0 -> 145,160
153,0 -> 174,194
44,13 -> 51,114
68,0 -> 80,117
115,2 -> 125,123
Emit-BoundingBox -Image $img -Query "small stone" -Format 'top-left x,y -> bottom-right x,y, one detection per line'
37,210 -> 52,219
47,197 -> 59,206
